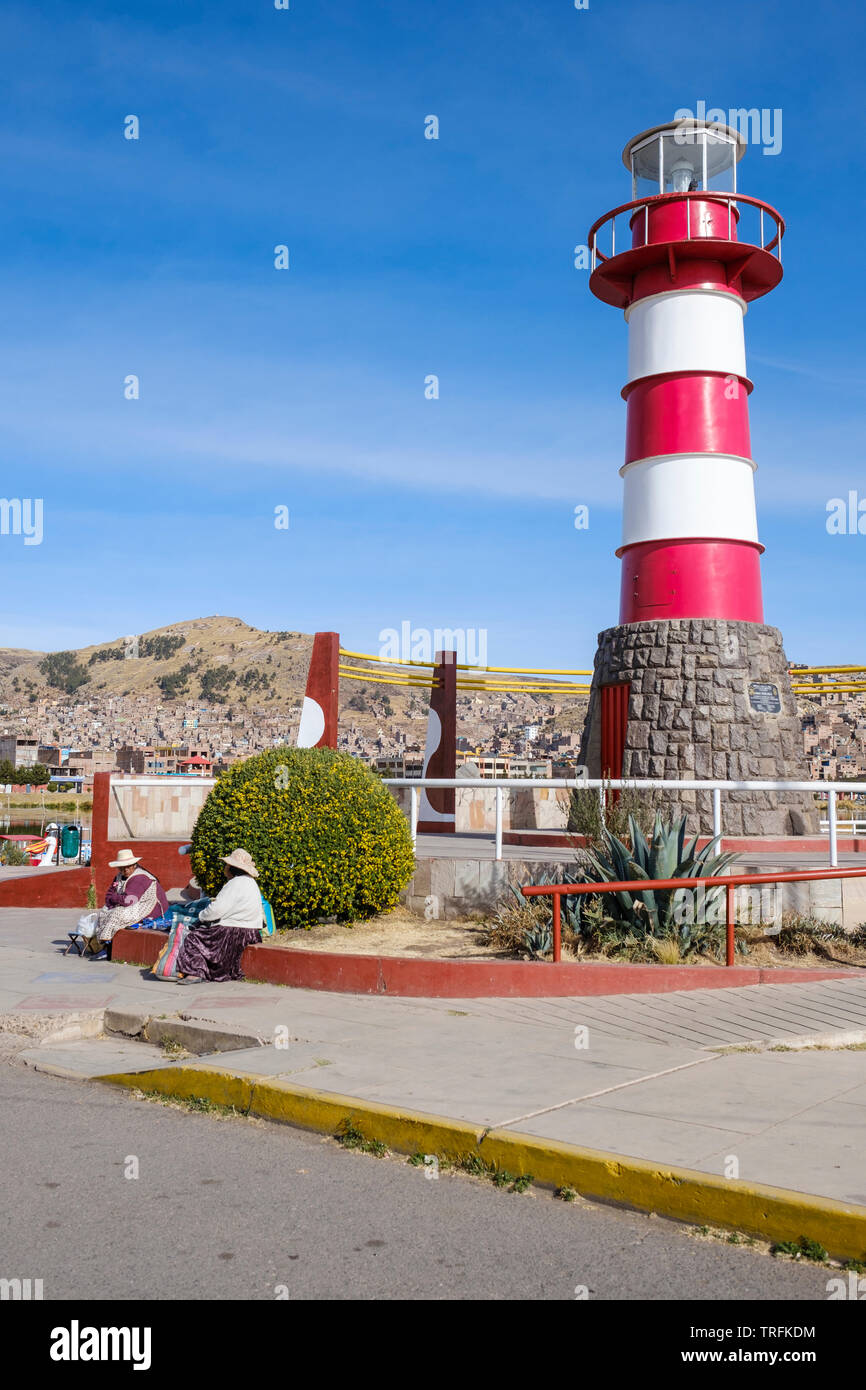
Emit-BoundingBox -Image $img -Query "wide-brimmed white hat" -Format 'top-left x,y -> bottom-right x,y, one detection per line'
109,848 -> 142,869
221,848 -> 259,879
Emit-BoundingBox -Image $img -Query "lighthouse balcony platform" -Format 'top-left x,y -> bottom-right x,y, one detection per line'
588,191 -> 784,310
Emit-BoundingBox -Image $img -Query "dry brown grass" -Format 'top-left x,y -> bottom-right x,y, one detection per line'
648,936 -> 682,964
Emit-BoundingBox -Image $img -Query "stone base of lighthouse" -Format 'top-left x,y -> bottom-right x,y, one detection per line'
578,620 -> 818,837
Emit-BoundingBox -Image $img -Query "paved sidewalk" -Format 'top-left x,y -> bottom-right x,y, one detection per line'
415,832 -> 866,866
3,907 -> 866,1209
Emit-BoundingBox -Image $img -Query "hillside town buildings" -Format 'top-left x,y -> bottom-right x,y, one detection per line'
0,685 -> 862,788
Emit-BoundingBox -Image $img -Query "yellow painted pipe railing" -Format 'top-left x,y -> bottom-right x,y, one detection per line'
338,647 -> 866,691
339,647 -> 591,676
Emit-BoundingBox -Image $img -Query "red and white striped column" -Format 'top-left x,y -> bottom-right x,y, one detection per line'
618,274 -> 763,624
586,120 -> 784,630
297,631 -> 339,748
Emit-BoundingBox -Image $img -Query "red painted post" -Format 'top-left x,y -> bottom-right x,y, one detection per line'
553,892 -> 562,963
418,651 -> 457,834
91,771 -> 112,899
726,882 -> 735,967
297,632 -> 340,749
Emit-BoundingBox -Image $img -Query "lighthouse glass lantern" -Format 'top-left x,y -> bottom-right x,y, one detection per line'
629,123 -> 739,198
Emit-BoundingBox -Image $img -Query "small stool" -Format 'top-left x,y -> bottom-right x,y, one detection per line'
64,932 -> 88,956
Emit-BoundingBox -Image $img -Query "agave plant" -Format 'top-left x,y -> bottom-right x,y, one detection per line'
507,868 -> 584,940
579,812 -> 739,948
523,922 -> 553,959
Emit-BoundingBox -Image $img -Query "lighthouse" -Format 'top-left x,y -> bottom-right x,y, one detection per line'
579,119 -> 816,835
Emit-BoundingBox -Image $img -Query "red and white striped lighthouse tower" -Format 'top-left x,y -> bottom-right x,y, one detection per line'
579,118 -> 817,835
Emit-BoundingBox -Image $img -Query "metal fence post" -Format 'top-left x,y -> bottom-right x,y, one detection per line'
712,787 -> 722,843
725,882 -> 736,967
828,788 -> 838,868
410,786 -> 418,848
495,786 -> 503,862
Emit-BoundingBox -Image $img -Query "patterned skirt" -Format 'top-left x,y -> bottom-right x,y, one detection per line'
176,922 -> 262,983
95,893 -> 157,943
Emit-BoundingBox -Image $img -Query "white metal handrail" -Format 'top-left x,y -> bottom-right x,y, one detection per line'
383,776 -> 866,867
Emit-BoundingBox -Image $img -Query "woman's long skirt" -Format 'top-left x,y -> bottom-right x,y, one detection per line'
176,922 -> 262,983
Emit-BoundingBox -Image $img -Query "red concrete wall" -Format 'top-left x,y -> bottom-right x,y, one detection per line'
0,866 -> 91,908
112,929 -> 166,966
110,928 -> 856,998
90,771 -> 191,898
95,841 -> 191,899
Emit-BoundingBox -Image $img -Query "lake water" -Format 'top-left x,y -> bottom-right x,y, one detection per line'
1,814 -> 92,837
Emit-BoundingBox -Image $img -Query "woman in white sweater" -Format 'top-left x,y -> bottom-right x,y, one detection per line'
176,848 -> 264,983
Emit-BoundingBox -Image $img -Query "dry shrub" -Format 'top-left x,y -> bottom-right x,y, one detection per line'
567,780 -> 665,849
776,912 -> 848,958
774,912 -> 866,964
482,899 -> 550,955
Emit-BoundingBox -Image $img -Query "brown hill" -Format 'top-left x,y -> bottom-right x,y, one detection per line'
0,617 -> 311,708
0,617 -> 587,748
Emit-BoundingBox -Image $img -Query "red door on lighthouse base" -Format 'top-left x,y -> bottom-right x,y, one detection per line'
600,682 -> 630,782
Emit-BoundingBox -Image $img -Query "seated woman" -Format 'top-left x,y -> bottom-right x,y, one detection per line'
176,848 -> 263,984
89,849 -> 169,960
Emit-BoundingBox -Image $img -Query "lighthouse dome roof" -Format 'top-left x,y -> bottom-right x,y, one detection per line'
623,119 -> 746,170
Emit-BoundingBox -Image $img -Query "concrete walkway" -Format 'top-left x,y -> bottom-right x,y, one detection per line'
415,831 -> 866,866
2,907 -> 866,1211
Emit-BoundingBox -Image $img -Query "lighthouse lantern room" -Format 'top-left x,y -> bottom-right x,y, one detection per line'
628,122 -> 739,198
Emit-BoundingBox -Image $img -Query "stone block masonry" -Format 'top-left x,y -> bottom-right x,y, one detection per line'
579,620 -> 819,837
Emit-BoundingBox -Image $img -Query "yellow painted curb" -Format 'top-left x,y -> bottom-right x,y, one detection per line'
99,1066 -> 866,1262
101,1067 -> 255,1114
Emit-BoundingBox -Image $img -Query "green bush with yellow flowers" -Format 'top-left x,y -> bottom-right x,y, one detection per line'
190,746 -> 415,926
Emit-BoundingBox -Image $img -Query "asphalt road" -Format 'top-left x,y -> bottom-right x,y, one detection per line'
0,1065 -> 838,1302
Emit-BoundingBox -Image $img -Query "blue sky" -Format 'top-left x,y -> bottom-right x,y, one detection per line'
2,0 -> 864,667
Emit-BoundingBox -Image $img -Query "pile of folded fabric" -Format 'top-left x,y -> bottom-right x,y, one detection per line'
169,895 -> 211,927
136,911 -> 175,931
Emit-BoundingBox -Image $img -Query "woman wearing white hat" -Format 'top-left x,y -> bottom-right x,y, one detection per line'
175,848 -> 264,983
89,849 -> 169,960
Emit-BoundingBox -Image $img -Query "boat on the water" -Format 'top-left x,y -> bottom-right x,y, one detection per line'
0,822 -> 89,866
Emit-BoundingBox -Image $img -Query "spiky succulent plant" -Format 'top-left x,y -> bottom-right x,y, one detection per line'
579,812 -> 739,950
